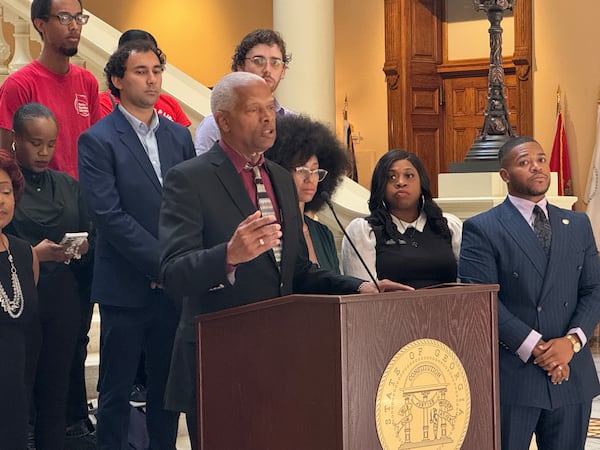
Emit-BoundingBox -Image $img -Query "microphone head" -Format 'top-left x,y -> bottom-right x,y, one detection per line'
320,191 -> 331,203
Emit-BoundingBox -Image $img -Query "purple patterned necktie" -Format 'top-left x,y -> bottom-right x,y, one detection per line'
533,205 -> 552,256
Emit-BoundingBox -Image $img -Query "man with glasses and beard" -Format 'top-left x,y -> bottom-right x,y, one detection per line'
194,28 -> 296,155
0,0 -> 100,447
0,0 -> 100,180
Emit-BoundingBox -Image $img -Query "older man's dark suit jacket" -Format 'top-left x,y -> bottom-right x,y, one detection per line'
459,198 -> 600,411
159,143 -> 363,413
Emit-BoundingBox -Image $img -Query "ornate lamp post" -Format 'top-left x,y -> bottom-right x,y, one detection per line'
461,0 -> 515,169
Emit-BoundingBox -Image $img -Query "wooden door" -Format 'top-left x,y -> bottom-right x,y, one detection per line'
384,0 -> 532,196
440,65 -> 519,172
384,0 -> 444,194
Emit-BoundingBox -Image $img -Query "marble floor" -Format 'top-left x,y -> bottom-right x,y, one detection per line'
585,354 -> 600,449
176,414 -> 191,450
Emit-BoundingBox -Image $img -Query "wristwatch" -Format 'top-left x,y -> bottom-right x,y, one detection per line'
565,334 -> 581,353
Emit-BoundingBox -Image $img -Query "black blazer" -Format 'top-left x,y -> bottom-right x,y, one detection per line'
159,143 -> 362,412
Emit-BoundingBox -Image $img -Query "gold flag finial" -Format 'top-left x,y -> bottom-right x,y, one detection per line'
556,86 -> 561,115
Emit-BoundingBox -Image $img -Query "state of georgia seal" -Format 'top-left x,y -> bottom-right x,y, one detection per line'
375,339 -> 471,449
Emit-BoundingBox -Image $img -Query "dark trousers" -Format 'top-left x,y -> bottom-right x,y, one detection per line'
0,325 -> 28,448
65,263 -> 94,426
27,268 -> 81,449
185,406 -> 199,450
501,402 -> 592,450
96,291 -> 179,450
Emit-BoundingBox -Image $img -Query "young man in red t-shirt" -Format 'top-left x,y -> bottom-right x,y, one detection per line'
0,0 -> 101,180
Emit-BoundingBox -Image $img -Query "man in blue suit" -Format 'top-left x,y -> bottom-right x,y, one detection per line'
78,40 -> 195,449
459,136 -> 600,450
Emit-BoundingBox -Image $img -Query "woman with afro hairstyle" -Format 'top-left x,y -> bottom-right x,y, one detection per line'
342,149 -> 462,288
266,114 -> 348,273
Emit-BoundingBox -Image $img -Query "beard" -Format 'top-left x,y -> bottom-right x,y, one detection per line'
513,178 -> 550,198
60,45 -> 78,57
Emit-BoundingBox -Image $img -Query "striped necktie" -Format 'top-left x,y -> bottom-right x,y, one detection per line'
533,205 -> 552,256
251,165 -> 282,265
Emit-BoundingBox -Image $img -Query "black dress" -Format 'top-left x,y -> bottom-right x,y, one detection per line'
372,220 -> 457,289
4,167 -> 91,448
0,234 -> 37,449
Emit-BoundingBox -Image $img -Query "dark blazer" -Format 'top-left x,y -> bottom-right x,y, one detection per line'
78,108 -> 195,307
159,143 -> 363,413
459,198 -> 600,409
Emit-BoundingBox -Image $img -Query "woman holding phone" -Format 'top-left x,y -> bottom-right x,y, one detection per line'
5,103 -> 91,449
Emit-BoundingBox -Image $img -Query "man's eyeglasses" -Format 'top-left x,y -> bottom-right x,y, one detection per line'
46,12 -> 90,25
245,56 -> 285,70
294,167 -> 328,182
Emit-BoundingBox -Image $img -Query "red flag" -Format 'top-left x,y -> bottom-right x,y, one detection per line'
550,111 -> 573,195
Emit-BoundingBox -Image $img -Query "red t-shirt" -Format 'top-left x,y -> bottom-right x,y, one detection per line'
99,89 -> 191,127
0,60 -> 101,179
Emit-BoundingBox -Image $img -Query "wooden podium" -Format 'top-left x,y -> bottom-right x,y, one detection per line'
195,284 -> 500,449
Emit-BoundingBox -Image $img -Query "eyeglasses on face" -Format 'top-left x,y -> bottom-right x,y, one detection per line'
46,12 -> 90,25
294,167 -> 328,182
245,56 -> 284,69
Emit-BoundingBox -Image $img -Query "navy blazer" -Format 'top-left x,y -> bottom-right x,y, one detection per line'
459,198 -> 600,409
159,143 -> 363,412
78,108 -> 195,307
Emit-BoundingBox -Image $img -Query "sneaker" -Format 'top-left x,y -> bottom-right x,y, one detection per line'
129,384 -> 147,407
65,419 -> 96,450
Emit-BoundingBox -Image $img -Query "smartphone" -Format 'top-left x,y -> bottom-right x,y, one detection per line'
59,232 -> 88,258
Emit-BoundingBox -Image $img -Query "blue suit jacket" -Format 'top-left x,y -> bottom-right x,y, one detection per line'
459,198 -> 600,409
78,108 -> 195,307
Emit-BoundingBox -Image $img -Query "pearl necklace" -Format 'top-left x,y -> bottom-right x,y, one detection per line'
0,236 -> 24,319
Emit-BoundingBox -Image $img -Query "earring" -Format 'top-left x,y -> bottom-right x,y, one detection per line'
419,194 -> 425,212
11,142 -> 15,153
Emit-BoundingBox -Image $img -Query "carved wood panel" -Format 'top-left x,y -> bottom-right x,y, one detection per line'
442,70 -> 518,171
384,0 -> 532,196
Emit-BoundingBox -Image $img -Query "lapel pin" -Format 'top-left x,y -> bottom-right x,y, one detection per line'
562,218 -> 569,225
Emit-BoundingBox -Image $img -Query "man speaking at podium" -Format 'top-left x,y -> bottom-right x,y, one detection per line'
459,136 -> 600,450
158,72 -> 411,449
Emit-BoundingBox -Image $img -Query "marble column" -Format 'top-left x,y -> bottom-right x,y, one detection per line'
273,0 -> 335,128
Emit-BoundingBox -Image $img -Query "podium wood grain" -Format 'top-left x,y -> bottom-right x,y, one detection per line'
195,284 -> 500,450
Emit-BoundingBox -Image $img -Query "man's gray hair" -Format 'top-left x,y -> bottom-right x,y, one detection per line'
210,72 -> 265,115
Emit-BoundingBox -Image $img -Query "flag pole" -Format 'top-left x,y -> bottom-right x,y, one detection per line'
556,85 -> 561,116
343,95 -> 348,121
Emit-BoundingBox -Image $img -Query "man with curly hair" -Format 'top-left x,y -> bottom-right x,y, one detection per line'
194,28 -> 296,155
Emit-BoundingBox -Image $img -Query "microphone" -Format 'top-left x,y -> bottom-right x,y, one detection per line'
320,191 -> 381,293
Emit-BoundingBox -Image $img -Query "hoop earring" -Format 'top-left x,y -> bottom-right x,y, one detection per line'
11,142 -> 16,153
419,194 -> 425,212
